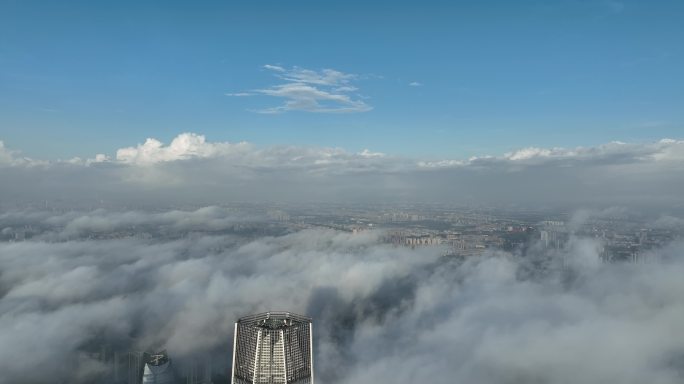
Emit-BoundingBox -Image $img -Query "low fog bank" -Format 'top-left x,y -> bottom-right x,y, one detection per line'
0,206 -> 273,242
1,209 -> 684,384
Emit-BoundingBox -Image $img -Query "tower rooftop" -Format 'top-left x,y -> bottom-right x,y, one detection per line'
237,311 -> 312,329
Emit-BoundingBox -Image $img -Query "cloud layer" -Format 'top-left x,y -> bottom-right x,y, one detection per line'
115,133 -> 252,165
1,208 -> 684,383
226,65 -> 372,113
1,134 -> 683,209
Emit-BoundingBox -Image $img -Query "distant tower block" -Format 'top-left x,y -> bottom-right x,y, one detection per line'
142,351 -> 176,384
232,312 -> 314,384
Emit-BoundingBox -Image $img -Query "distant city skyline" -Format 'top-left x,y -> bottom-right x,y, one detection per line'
1,0 -> 683,160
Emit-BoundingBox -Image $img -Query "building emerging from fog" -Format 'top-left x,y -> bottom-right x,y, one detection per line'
142,351 -> 176,384
231,311 -> 314,384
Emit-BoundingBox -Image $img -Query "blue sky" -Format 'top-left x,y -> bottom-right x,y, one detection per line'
1,0 -> 683,160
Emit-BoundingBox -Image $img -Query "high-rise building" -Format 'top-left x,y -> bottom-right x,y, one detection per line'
128,351 -> 145,384
142,351 -> 176,384
231,311 -> 314,384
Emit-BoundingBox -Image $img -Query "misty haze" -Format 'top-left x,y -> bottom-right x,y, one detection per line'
1,1 -> 684,384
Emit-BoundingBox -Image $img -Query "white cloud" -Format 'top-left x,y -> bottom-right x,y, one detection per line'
115,133 -> 251,165
262,64 -> 285,72
651,138 -> 684,161
85,154 -> 109,165
274,66 -> 356,87
224,92 -> 253,97
230,65 -> 372,113
417,159 -> 466,168
254,83 -> 372,114
0,141 -> 14,165
334,86 -> 358,92
504,147 -> 554,161
101,133 -> 390,170
5,134 -> 684,173
414,139 -> 684,168
0,140 -> 44,167
2,209 -> 684,383
1,134 -> 684,207
409,81 -> 423,87
358,149 -> 386,158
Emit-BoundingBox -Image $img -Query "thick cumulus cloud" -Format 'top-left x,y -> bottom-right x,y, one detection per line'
1,134 -> 684,208
0,140 -> 43,167
1,209 -> 684,384
115,133 -> 252,165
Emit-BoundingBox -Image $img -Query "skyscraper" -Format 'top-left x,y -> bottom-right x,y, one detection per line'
142,351 -> 176,384
231,311 -> 314,384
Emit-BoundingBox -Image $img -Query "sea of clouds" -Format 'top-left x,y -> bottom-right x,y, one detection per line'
1,208 -> 683,384
1,134 -> 683,383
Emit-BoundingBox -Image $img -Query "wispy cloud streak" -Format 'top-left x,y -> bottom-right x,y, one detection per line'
226,65 -> 372,113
